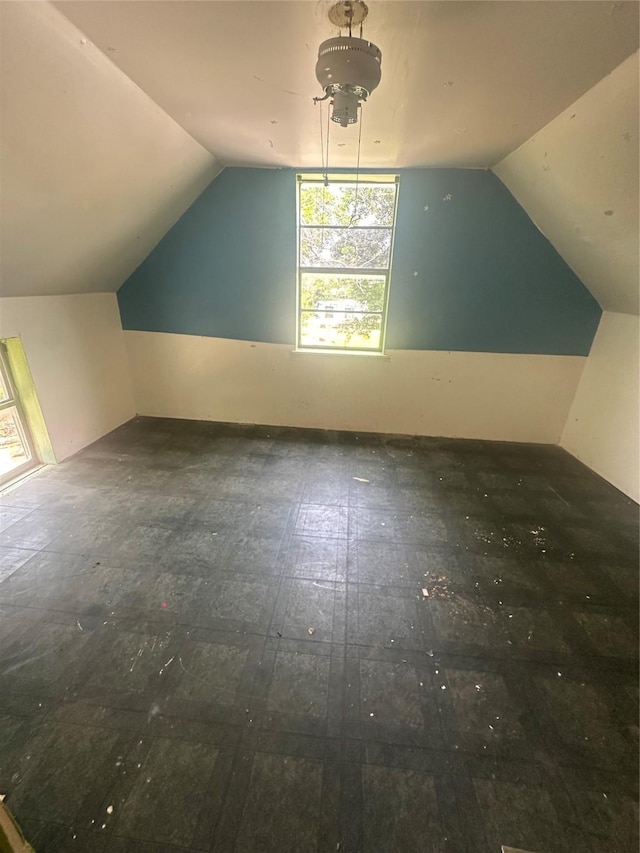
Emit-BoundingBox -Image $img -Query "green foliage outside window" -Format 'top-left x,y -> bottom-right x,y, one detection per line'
297,180 -> 397,351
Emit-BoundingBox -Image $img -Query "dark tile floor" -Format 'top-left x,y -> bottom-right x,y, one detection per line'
0,417 -> 637,853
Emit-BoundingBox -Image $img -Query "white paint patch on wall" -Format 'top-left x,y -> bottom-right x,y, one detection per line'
561,312 -> 639,503
0,294 -> 134,463
0,1 -> 220,298
494,51 -> 639,315
125,331 -> 585,445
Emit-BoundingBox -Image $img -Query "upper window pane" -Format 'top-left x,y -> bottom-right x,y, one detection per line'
300,227 -> 392,269
300,182 -> 397,227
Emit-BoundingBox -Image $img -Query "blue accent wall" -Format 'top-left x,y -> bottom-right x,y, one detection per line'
118,167 -> 601,355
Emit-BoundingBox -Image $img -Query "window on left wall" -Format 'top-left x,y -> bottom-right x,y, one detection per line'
0,342 -> 38,487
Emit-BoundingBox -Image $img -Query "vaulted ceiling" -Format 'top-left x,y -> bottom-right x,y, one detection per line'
54,0 -> 638,169
1,1 -> 638,308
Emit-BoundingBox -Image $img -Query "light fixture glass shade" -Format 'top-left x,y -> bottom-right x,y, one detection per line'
315,36 -> 382,126
329,88 -> 361,126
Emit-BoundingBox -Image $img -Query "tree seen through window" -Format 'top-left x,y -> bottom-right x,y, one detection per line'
297,178 -> 398,351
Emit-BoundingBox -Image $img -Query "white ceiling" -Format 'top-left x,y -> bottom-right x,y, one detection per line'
54,0 -> 639,169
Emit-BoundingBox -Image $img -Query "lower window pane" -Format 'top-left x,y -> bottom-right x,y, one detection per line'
300,273 -> 386,313
0,405 -> 31,476
300,310 -> 383,349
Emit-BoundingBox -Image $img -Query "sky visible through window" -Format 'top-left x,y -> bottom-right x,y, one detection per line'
297,179 -> 398,351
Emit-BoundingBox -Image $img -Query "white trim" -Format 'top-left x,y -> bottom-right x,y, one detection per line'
290,348 -> 391,361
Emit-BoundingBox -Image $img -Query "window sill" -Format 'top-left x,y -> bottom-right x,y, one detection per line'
290,348 -> 391,361
0,462 -> 47,494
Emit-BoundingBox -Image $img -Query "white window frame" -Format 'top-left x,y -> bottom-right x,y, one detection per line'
296,174 -> 399,354
0,342 -> 38,487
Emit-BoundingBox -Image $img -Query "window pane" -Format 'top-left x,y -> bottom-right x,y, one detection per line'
300,310 -> 382,349
0,370 -> 9,402
300,227 -> 392,269
300,274 -> 386,313
0,405 -> 31,475
300,183 -> 397,227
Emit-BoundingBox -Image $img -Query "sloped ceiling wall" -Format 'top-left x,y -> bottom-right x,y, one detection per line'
1,1 -> 637,306
0,1 -> 221,298
494,51 -> 639,316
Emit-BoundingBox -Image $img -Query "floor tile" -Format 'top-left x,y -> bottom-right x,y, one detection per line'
234,752 -> 323,852
266,651 -> 331,718
359,658 -> 433,728
6,722 -> 123,825
113,737 -> 220,846
354,585 -> 423,649
174,641 -> 250,704
362,764 -> 446,853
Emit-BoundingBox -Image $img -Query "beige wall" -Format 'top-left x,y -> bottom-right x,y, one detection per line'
0,1 -> 220,298
125,331 -> 586,445
561,312 -> 639,502
3,300 -> 630,497
495,51 -> 639,315
0,294 -> 134,462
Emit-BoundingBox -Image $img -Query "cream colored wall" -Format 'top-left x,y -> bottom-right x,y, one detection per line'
0,294 -> 134,462
495,54 -> 639,501
125,331 -> 586,444
561,312 -> 639,502
494,51 -> 639,315
0,1 -> 220,298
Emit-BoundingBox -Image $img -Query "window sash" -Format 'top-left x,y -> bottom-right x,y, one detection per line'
297,272 -> 390,351
296,176 -> 398,353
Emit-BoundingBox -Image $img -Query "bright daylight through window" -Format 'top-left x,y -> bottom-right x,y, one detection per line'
0,342 -> 37,487
297,176 -> 398,352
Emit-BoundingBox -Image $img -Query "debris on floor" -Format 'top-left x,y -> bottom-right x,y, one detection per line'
1,418 -> 637,852
352,477 -> 370,483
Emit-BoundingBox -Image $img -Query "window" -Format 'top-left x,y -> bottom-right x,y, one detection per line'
297,175 -> 398,353
0,342 -> 38,487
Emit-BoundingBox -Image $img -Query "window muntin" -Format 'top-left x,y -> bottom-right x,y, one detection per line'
297,177 -> 398,352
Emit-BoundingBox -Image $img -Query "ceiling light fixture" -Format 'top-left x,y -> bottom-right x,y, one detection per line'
313,1 -> 382,128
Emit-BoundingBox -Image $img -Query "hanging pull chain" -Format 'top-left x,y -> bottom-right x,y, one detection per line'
319,98 -> 326,180
347,102 -> 363,227
325,101 -> 331,186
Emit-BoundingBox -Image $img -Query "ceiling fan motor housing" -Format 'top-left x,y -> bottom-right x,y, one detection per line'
316,36 -> 382,126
